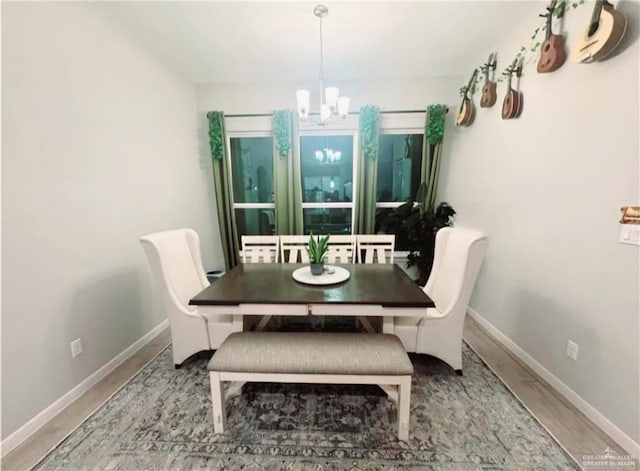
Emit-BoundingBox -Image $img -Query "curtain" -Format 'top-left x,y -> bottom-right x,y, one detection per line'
272,110 -> 304,234
207,111 -> 239,270
421,104 -> 448,212
354,105 -> 380,234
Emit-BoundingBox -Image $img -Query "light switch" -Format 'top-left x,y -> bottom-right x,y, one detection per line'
619,224 -> 640,246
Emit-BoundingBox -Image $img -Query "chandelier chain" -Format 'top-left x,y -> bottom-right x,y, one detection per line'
318,14 -> 324,105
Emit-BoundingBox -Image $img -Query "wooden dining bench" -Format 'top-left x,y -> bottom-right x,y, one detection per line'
207,332 -> 414,440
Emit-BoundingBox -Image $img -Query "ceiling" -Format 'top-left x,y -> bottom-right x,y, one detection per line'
101,1 -> 537,85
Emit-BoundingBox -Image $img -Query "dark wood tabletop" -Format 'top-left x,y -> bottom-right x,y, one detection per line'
189,263 -> 434,308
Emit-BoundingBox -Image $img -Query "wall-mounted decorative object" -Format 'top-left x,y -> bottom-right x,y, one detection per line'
455,69 -> 478,127
480,53 -> 498,108
619,206 -> 640,246
620,206 -> 640,224
537,0 -> 567,73
572,0 -> 627,63
501,59 -> 523,120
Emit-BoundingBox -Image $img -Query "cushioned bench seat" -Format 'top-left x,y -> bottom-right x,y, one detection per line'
207,332 -> 414,440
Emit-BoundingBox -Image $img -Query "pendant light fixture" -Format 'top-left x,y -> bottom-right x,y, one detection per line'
296,5 -> 350,125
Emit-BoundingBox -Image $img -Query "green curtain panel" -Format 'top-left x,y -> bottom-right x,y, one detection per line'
421,104 -> 447,212
354,105 -> 380,234
207,111 -> 239,270
272,110 -> 304,235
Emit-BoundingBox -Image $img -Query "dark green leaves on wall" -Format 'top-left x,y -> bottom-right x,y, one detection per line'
359,105 -> 379,160
273,110 -> 292,160
425,104 -> 447,145
207,111 -> 225,161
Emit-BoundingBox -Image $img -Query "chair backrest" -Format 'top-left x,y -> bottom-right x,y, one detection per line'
424,227 -> 488,317
139,228 -> 209,311
325,235 -> 356,263
240,235 -> 279,263
280,235 -> 310,263
357,234 -> 395,264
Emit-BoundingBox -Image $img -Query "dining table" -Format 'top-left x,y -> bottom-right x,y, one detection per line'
189,263 -> 434,334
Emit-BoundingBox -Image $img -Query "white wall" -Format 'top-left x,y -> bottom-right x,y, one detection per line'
1,2 -> 220,439
439,0 -> 639,449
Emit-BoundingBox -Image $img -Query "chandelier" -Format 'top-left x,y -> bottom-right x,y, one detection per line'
296,5 -> 350,125
315,147 -> 342,164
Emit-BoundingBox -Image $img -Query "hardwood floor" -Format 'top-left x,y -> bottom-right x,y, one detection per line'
2,318 -> 631,470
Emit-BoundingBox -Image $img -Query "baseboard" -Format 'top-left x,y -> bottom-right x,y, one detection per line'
1,319 -> 169,457
467,307 -> 640,459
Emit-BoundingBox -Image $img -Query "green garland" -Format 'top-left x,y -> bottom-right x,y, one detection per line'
273,110 -> 292,160
359,105 -> 379,160
471,0 -> 586,85
206,111 -> 224,161
425,104 -> 447,145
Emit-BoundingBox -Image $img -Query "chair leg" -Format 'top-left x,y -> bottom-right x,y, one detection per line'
455,369 -> 463,376
210,372 -> 226,433
174,363 -> 183,369
397,376 -> 411,441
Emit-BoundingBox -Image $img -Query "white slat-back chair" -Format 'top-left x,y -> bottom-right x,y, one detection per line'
280,235 -> 310,263
357,234 -> 396,264
240,235 -> 279,263
325,235 -> 356,263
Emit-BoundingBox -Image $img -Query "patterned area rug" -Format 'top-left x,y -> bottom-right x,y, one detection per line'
33,337 -> 579,470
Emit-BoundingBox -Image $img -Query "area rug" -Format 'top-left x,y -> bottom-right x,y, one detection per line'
32,340 -> 579,470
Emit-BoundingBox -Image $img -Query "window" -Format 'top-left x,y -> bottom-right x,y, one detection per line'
376,133 -> 423,204
228,136 -> 275,237
300,134 -> 355,235
375,133 -> 423,248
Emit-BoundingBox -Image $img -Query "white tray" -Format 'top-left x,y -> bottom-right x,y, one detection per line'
292,265 -> 350,286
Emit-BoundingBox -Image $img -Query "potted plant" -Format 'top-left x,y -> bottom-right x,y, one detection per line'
306,233 -> 330,275
376,184 -> 455,285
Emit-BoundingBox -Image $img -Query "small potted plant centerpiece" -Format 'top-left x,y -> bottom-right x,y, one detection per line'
306,233 -> 330,275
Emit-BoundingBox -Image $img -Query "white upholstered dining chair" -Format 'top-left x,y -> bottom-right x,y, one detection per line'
240,235 -> 279,263
280,235 -> 310,263
393,227 -> 488,374
357,234 -> 395,264
140,228 -> 242,367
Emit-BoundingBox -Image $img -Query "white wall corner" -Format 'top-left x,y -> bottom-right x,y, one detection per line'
467,307 -> 640,459
0,320 -> 169,458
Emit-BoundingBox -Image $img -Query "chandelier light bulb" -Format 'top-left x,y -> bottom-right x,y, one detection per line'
325,87 -> 339,109
320,104 -> 332,124
337,97 -> 350,118
296,89 -> 310,121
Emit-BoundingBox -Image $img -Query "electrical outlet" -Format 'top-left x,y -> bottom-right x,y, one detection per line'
70,338 -> 83,358
566,340 -> 579,361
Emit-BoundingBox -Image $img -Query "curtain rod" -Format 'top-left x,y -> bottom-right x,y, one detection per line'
224,108 -> 448,118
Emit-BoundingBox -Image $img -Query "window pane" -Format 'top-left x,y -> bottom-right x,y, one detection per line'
300,135 -> 354,235
235,208 -> 275,236
376,134 -> 423,202
229,137 -> 274,204
303,208 -> 351,235
300,135 -> 353,204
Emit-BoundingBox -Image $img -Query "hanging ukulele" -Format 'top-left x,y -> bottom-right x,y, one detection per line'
572,0 -> 627,63
501,59 -> 523,120
537,0 -> 567,73
480,53 -> 497,108
455,69 -> 478,127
